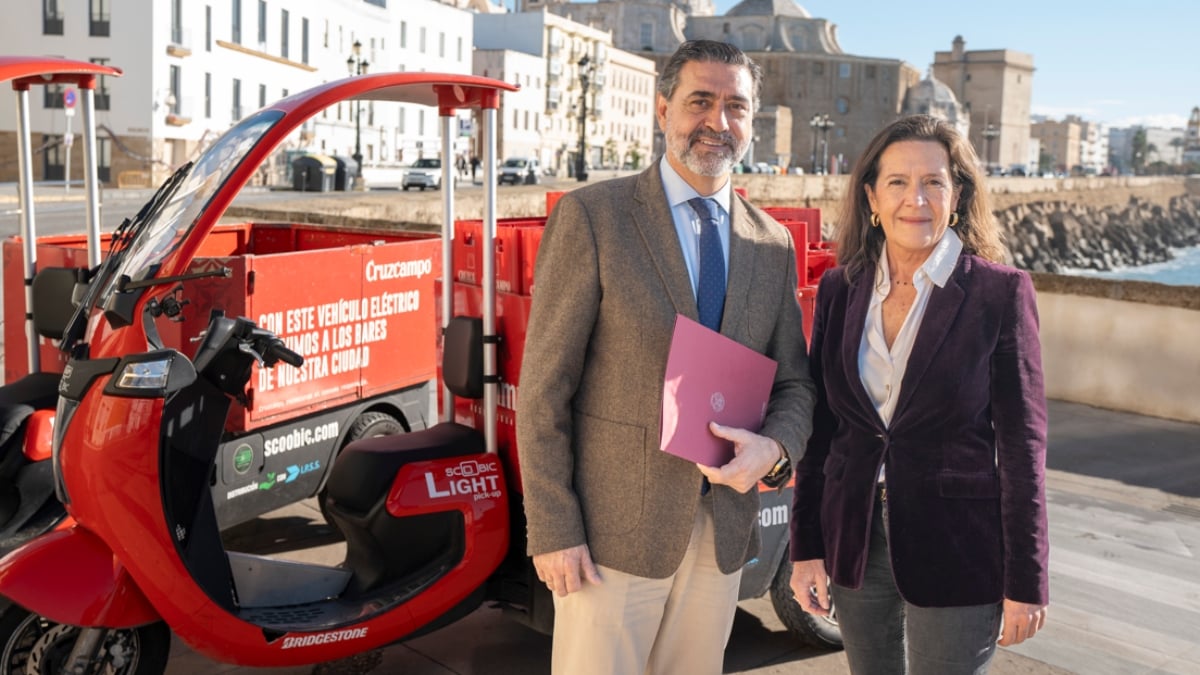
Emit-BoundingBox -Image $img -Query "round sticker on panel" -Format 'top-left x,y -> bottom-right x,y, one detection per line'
233,444 -> 254,475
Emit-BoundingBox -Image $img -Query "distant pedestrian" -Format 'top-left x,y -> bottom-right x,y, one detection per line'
457,155 -> 467,180
470,155 -> 480,182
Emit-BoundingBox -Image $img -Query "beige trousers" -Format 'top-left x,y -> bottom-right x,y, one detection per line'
550,502 -> 743,675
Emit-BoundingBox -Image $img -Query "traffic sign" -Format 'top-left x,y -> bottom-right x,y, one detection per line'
63,88 -> 76,108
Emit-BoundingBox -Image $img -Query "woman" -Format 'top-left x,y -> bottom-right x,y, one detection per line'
789,115 -> 1049,674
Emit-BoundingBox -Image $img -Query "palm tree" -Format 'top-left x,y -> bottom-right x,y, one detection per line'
1169,137 -> 1185,165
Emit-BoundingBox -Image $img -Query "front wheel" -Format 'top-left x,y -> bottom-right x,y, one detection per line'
768,549 -> 843,649
0,601 -> 171,675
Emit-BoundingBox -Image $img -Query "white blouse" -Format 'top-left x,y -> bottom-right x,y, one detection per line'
858,229 -> 963,428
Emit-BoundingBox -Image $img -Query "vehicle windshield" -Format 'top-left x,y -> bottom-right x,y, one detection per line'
503,159 -> 528,168
413,158 -> 440,168
59,109 -> 283,349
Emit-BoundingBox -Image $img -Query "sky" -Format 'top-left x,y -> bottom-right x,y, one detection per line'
707,0 -> 1197,128
573,0 -> 1195,129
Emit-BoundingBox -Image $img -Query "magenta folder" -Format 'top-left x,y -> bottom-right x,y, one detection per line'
660,315 -> 778,467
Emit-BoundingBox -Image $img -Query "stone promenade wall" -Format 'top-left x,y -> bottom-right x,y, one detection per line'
1032,274 -> 1200,424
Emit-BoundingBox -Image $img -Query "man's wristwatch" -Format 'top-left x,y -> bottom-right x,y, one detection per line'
760,446 -> 792,489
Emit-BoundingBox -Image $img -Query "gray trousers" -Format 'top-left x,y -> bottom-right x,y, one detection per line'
830,488 -> 1003,675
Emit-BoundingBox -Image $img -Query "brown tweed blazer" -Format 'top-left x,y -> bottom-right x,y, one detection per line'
516,163 -> 816,577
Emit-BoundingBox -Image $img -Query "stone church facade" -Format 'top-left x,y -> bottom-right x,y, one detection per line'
534,0 -> 920,172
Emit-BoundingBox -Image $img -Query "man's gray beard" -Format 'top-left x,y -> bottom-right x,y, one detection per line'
674,138 -> 749,177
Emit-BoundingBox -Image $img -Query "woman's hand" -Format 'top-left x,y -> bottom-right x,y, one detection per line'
789,559 -> 832,617
998,599 -> 1048,645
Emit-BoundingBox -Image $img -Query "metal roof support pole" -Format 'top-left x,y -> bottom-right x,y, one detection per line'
440,112 -> 456,423
14,88 -> 39,373
481,106 -> 498,455
81,87 -> 102,268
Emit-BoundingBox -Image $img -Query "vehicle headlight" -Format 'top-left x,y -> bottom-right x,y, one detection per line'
114,359 -> 172,390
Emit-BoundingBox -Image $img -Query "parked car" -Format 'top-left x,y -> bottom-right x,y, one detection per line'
403,157 -> 442,190
499,157 -> 540,185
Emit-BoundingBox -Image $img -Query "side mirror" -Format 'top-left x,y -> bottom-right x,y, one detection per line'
31,267 -> 89,339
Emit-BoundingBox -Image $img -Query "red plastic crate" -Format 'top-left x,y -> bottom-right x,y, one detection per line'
806,243 -> 837,286
518,225 -> 545,296
452,218 -> 544,294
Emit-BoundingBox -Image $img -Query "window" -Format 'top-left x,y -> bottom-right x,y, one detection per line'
232,78 -> 242,119
439,32 -> 445,58
97,137 -> 111,183
204,73 -> 212,117
43,82 -> 65,109
280,9 -> 289,58
205,6 -> 212,50
419,27 -> 426,53
398,108 -> 405,134
43,0 -> 64,35
836,96 -> 849,114
258,84 -> 266,108
418,109 -> 425,135
839,63 -> 851,79
812,62 -> 824,76
43,135 -> 65,181
89,0 -> 110,37
865,65 -> 876,79
457,36 -> 462,61
257,0 -> 266,44
169,65 -> 182,115
231,0 -> 242,44
640,22 -> 652,49
400,21 -> 406,48
170,0 -> 183,44
301,18 -> 309,64
90,57 -> 112,110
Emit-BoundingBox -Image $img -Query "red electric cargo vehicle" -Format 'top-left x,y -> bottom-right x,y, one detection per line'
0,71 -> 838,674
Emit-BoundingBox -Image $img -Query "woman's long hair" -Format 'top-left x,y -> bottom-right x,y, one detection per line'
835,115 -> 1006,282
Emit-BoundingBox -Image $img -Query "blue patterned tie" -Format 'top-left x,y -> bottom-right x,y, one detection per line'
687,198 -> 726,495
687,197 -> 726,332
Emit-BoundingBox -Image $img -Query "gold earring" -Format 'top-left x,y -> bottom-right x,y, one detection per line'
949,213 -> 959,227
870,212 -> 881,228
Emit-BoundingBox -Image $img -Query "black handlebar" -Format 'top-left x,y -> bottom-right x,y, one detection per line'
264,338 -> 304,368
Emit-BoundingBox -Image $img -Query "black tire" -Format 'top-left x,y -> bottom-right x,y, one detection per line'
318,412 -> 405,526
0,601 -> 171,675
768,548 -> 843,649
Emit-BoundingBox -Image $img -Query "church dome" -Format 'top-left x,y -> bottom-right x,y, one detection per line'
726,0 -> 812,18
904,71 -> 959,110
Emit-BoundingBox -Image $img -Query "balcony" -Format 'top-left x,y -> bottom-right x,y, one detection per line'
168,28 -> 192,57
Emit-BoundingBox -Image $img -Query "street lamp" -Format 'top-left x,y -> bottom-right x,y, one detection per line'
982,124 -> 1000,174
809,113 -> 833,174
346,40 -> 369,190
576,54 -> 592,182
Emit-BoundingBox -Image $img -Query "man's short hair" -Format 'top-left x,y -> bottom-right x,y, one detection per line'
656,40 -> 762,111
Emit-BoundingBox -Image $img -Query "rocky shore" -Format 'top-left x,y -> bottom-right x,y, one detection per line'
997,195 -> 1200,274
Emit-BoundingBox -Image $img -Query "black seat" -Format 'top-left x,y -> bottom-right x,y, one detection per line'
325,422 -> 484,514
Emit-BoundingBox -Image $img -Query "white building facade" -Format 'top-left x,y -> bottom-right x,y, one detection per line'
0,0 -> 475,186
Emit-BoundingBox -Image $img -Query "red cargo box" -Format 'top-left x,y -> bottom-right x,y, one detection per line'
546,190 -> 566,216
806,243 -> 837,286
796,285 -> 818,343
452,218 -> 543,294
435,281 -> 532,490
764,207 -> 822,244
518,226 -> 545,296
3,224 -> 442,433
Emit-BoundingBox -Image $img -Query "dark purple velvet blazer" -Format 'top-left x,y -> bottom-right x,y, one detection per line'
790,253 -> 1050,607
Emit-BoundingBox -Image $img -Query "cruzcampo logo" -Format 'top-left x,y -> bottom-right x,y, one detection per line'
233,444 -> 254,475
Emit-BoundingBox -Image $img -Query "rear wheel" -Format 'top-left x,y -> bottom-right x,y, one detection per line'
318,412 -> 405,526
768,548 -> 843,649
0,602 -> 171,675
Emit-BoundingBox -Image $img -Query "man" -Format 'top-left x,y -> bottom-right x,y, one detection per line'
516,40 -> 816,675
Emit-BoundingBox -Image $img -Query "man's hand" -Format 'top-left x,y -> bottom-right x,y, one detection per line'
997,599 -> 1047,646
789,560 -> 832,617
532,544 -> 603,597
697,423 -> 783,493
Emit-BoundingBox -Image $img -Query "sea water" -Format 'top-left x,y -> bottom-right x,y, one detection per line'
1065,245 -> 1200,287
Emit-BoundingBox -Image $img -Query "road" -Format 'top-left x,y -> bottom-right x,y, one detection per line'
161,400 -> 1200,675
